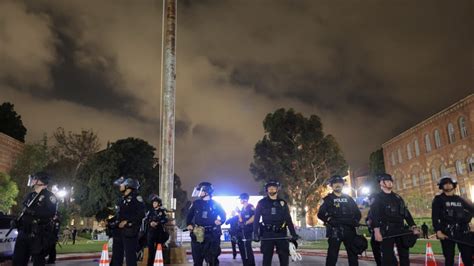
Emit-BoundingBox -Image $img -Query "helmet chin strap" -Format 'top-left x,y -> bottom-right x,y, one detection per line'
201,194 -> 211,200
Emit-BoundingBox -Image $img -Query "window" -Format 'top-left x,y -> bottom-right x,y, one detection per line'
396,179 -> 400,190
412,174 -> 418,186
397,148 -> 403,163
459,117 -> 468,139
403,178 -> 408,189
456,160 -> 465,175
414,139 -> 420,156
434,129 -> 442,148
391,152 -> 396,166
431,168 -> 438,181
468,157 -> 474,172
425,134 -> 432,152
447,123 -> 456,143
440,165 -> 447,176
407,143 -> 412,160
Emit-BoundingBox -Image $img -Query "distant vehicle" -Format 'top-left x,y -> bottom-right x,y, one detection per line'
0,213 -> 17,261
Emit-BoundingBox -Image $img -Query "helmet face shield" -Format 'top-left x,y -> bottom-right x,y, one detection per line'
191,186 -> 205,197
113,177 -> 125,187
27,175 -> 37,187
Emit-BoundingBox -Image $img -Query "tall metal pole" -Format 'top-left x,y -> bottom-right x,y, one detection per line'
159,0 -> 177,211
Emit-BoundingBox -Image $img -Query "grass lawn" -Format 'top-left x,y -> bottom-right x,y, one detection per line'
56,238 -> 107,254
300,239 -> 445,255
55,238 -> 448,255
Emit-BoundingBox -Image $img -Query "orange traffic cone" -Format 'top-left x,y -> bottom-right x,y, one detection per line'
425,242 -> 437,266
99,243 -> 110,266
153,243 -> 164,266
457,252 -> 464,266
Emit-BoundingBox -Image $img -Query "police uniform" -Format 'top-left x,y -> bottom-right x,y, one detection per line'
145,206 -> 169,266
111,190 -> 146,266
366,206 -> 381,266
187,198 -> 226,266
317,192 -> 362,266
253,196 -> 297,266
432,193 -> 473,266
46,215 -> 61,264
371,191 -> 416,266
237,203 -> 256,266
12,189 -> 58,266
225,215 -> 239,259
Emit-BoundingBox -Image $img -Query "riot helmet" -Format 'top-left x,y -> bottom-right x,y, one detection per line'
148,194 -> 162,205
191,182 -> 214,197
377,173 -> 393,183
264,180 -> 281,192
27,172 -> 50,187
328,175 -> 345,185
239,193 -> 250,200
437,176 -> 457,190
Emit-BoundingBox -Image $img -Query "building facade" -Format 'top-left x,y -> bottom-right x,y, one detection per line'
382,94 -> 474,203
0,132 -> 24,173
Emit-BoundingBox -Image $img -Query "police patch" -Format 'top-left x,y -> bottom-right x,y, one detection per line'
50,196 -> 57,204
136,196 -> 143,202
280,201 -> 285,207
39,195 -> 45,202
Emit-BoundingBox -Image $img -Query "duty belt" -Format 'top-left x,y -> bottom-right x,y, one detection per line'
262,223 -> 286,233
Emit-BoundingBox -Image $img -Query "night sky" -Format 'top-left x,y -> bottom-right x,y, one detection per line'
1,0 -> 473,195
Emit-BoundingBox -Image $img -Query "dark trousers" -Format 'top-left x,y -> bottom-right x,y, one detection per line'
230,237 -> 237,258
370,234 -> 381,266
440,239 -> 473,266
380,237 -> 409,266
237,233 -> 255,266
260,232 -> 289,266
422,231 -> 428,239
46,242 -> 57,263
72,234 -> 76,245
12,232 -> 45,266
111,233 -> 138,266
191,233 -> 221,266
326,228 -> 358,266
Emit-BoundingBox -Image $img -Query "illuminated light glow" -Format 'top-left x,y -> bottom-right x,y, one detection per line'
212,195 -> 263,228
57,189 -> 68,198
361,187 -> 370,195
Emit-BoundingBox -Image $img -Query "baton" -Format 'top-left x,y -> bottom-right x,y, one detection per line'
382,231 -> 415,240
260,236 -> 292,241
446,237 -> 474,247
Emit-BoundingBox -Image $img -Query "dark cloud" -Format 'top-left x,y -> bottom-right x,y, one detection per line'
1,0 -> 473,194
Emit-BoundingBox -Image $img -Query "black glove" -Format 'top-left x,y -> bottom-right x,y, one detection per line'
252,232 -> 260,242
291,234 -> 300,241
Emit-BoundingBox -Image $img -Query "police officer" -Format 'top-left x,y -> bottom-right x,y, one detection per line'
225,211 -> 239,259
253,180 -> 298,266
371,173 -> 419,266
186,182 -> 226,266
111,177 -> 146,266
366,194 -> 381,266
317,175 -> 362,266
432,176 -> 473,266
12,172 -> 58,266
237,193 -> 256,266
145,194 -> 169,266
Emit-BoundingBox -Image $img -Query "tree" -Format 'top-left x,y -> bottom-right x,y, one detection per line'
367,148 -> 386,193
9,142 -> 50,213
0,102 -> 27,142
0,172 -> 19,213
75,137 -> 189,222
50,127 -> 101,178
250,108 -> 348,227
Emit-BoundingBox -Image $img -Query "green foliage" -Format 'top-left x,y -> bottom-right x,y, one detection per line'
75,137 -> 189,222
250,108 -> 348,227
0,172 -> 19,213
9,142 -> 49,213
367,148 -> 386,194
0,102 -> 27,142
